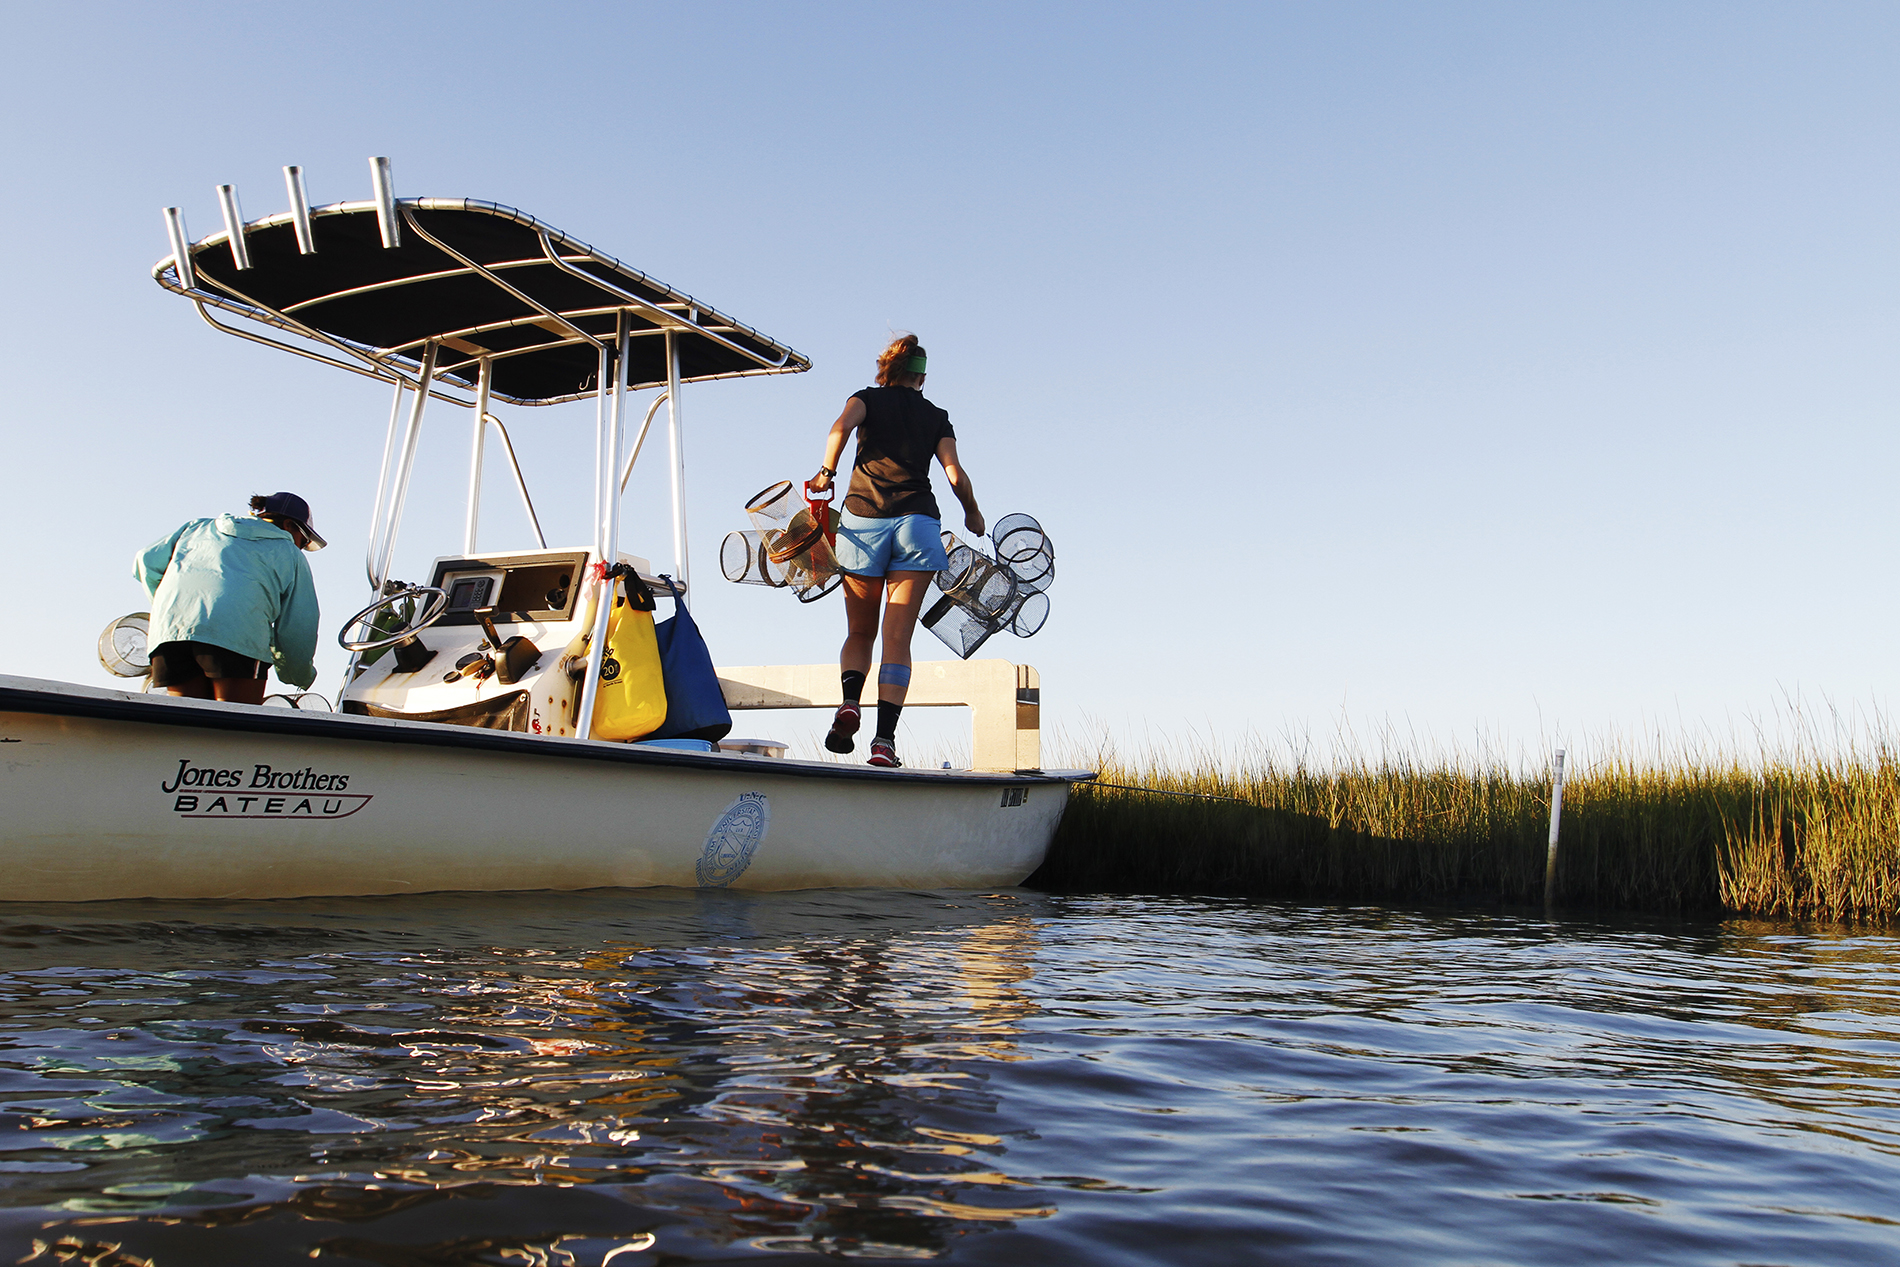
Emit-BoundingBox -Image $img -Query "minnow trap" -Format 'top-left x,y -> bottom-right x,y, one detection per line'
723,484 -> 1055,658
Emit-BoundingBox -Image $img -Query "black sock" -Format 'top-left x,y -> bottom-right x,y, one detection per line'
876,700 -> 902,741
840,670 -> 865,705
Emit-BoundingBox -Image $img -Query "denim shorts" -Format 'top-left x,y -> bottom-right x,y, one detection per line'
834,510 -> 948,576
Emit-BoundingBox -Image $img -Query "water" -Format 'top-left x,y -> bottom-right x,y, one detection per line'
0,891 -> 1896,1266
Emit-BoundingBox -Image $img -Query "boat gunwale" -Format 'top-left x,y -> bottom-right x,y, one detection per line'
0,678 -> 1087,787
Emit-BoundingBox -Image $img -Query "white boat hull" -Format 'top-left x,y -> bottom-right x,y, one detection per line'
0,677 -> 1082,902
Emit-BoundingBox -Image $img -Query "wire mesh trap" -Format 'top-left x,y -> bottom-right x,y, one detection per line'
722,484 -> 1054,642
922,514 -> 1056,659
97,612 -> 151,678
721,480 -> 842,601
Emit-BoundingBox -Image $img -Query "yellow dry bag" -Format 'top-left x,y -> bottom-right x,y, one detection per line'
589,571 -> 668,741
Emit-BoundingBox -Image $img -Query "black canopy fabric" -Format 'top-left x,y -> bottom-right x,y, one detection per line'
156,199 -> 810,404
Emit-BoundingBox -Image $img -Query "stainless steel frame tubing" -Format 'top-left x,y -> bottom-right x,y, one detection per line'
534,231 -> 793,371
665,332 -> 691,592
402,209 -> 601,347
372,341 -> 438,592
607,312 -> 630,571
195,300 -> 468,403
181,267 -> 459,401
574,341 -> 618,741
465,359 -> 492,554
485,414 -> 548,549
620,391 -> 668,494
365,376 -> 409,590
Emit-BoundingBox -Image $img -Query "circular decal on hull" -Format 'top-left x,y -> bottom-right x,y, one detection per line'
697,792 -> 770,887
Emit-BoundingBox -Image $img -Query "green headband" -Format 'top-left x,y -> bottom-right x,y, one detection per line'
906,355 -> 927,374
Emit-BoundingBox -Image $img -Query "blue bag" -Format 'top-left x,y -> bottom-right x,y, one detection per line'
650,576 -> 733,742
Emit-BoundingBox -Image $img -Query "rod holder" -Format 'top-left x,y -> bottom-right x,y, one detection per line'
283,165 -> 315,254
215,185 -> 251,270
369,156 -> 399,248
162,207 -> 196,291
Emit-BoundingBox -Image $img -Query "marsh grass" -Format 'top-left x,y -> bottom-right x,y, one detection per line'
1717,753 -> 1900,921
1032,738 -> 1900,923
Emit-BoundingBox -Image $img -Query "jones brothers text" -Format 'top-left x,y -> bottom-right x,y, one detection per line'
162,760 -> 351,794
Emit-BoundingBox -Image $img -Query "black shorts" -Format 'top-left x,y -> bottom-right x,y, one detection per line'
148,640 -> 269,687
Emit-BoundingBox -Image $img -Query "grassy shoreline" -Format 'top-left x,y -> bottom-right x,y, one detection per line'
1028,752 -> 1900,923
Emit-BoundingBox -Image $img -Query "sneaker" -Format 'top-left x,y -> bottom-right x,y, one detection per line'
824,702 -> 861,754
868,737 -> 901,768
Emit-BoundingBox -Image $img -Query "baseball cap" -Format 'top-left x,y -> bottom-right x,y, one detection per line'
251,491 -> 327,551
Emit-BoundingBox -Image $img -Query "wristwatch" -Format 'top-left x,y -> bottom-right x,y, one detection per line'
817,466 -> 835,478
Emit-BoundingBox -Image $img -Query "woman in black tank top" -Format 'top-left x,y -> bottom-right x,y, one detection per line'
807,335 -> 985,767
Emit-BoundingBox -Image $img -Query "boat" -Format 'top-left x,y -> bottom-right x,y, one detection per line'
0,159 -> 1088,902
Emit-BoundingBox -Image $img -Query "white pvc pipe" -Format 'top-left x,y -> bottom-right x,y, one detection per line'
1543,749 -> 1566,907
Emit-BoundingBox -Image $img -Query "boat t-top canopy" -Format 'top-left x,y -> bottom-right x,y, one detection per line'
154,165 -> 809,406
155,159 -> 814,736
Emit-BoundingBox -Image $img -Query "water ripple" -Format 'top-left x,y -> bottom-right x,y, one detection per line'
0,892 -> 1894,1263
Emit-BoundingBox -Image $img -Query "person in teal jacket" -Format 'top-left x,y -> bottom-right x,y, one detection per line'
135,492 -> 324,704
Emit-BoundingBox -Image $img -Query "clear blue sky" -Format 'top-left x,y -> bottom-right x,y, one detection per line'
3,2 -> 1894,767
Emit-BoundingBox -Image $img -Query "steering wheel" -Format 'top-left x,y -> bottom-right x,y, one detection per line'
338,586 -> 450,652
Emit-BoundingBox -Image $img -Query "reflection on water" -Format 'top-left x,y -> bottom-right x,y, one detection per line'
0,890 -> 1895,1264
